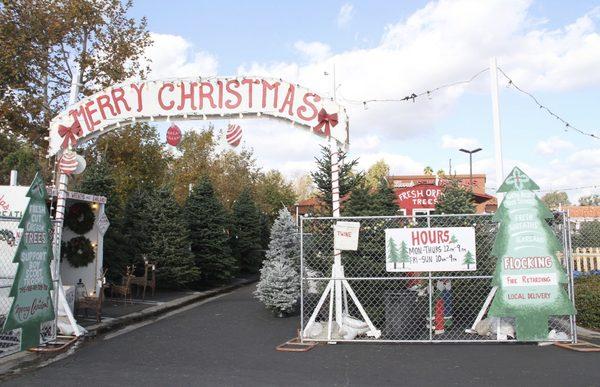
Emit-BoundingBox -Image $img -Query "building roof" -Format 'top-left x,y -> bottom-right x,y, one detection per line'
565,206 -> 600,218
389,174 -> 487,180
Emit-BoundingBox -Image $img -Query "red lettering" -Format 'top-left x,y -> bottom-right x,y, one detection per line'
84,100 -> 101,131
297,92 -> 320,121
279,84 -> 295,115
225,80 -> 242,109
242,79 -> 258,108
70,106 -> 90,132
176,82 -> 196,110
411,231 -> 420,246
158,83 -> 175,110
216,80 -> 224,109
130,83 -> 145,112
111,87 -> 131,114
261,80 -> 280,109
443,230 -> 449,242
199,82 -> 216,109
96,94 -> 116,120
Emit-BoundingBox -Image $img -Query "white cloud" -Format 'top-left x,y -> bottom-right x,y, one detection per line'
536,136 -> 575,155
441,134 -> 481,150
337,3 -> 355,28
293,41 -> 332,62
143,33 -> 218,79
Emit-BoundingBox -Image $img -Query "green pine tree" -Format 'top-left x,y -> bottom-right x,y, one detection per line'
399,240 -> 410,269
146,187 -> 199,288
371,178 -> 398,215
488,167 -> 575,341
118,189 -> 154,280
387,237 -> 400,269
185,177 -> 237,285
435,178 -> 475,214
463,251 -> 475,269
231,188 -> 262,273
3,173 -> 55,350
343,183 -> 374,216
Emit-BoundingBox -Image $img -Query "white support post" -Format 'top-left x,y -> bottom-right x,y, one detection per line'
490,57 -> 504,199
52,66 -> 84,337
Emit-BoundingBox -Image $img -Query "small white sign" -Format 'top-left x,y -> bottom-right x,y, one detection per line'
385,227 -> 476,272
334,221 -> 360,251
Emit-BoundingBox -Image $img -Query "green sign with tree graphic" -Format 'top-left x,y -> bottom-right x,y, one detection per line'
488,167 -> 575,341
2,173 -> 55,350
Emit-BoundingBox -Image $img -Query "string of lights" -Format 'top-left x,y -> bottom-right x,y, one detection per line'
338,68 -> 489,108
497,67 -> 599,140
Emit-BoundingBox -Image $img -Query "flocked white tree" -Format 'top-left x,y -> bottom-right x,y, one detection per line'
255,208 -> 300,316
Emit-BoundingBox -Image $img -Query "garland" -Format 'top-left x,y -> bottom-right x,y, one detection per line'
64,236 -> 95,268
65,202 -> 95,235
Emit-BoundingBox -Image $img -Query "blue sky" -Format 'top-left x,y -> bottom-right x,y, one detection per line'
129,0 -> 600,201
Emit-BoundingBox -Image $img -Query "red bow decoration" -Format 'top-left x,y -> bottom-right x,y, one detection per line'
313,109 -> 338,137
58,119 -> 83,149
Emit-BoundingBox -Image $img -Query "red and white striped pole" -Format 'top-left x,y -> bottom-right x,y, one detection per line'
329,137 -> 343,327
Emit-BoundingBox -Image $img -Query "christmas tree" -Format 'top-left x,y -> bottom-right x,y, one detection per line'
488,167 -> 575,341
387,238 -> 401,269
255,208 -> 300,316
435,178 -> 475,214
3,173 -> 55,350
185,177 -> 237,285
146,187 -> 199,288
343,183 -> 373,216
371,178 -> 399,215
231,188 -> 262,273
462,251 -> 474,269
399,240 -> 410,269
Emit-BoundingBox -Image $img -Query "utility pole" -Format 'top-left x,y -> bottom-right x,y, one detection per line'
459,148 -> 482,192
490,57 -> 504,199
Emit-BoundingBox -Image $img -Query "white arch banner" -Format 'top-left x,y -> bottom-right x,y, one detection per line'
47,77 -> 349,156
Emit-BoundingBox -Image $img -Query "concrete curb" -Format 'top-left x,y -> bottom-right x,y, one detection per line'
0,277 -> 257,378
84,276 -> 258,336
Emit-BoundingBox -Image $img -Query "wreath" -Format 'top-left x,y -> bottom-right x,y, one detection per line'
65,202 -> 95,235
64,236 -> 95,268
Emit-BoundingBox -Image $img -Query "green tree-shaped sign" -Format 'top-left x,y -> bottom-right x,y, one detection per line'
387,238 -> 400,269
463,251 -> 474,269
399,241 -> 410,269
2,173 -> 55,350
488,167 -> 575,341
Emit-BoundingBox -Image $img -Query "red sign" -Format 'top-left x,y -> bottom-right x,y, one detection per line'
395,184 -> 442,216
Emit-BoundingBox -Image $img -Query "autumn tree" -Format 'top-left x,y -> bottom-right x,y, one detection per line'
291,173 -> 314,201
365,160 -> 390,190
255,170 -> 296,222
0,0 -> 151,152
541,191 -> 570,209
211,148 -> 260,210
311,145 -> 363,214
579,194 -> 600,206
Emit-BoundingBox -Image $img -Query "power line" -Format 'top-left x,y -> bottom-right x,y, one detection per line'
338,68 -> 490,108
497,67 -> 599,140
487,184 -> 600,193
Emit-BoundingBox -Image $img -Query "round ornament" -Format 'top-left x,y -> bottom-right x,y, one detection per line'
64,236 -> 95,268
72,154 -> 87,175
226,124 -> 242,147
59,150 -> 79,174
65,202 -> 95,235
166,124 -> 182,146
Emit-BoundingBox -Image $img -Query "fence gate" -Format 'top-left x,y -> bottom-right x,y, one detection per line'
300,213 -> 577,343
0,217 -> 58,357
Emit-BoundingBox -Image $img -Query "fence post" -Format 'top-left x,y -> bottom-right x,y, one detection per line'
300,217 -> 304,342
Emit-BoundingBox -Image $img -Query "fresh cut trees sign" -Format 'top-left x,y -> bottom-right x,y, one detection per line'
48,77 -> 349,156
385,227 -> 476,272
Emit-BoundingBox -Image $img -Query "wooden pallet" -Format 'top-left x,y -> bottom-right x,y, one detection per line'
554,340 -> 600,352
276,331 -> 319,352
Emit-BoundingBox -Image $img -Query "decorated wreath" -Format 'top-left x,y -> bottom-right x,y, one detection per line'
64,236 -> 95,268
65,202 -> 95,235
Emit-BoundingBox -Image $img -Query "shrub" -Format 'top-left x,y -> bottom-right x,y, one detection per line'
574,275 -> 600,330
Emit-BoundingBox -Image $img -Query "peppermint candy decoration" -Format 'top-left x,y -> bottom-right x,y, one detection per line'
226,124 -> 242,147
59,150 -> 79,175
166,124 -> 182,146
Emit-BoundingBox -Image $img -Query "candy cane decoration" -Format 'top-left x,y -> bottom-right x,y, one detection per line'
226,124 -> 242,147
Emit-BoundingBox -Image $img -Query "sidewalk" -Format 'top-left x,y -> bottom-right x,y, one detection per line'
0,276 -> 258,377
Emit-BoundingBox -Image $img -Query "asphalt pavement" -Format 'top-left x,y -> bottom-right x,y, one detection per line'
3,285 -> 599,387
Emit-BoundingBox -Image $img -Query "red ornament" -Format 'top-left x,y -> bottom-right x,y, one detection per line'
226,124 -> 242,147
59,150 -> 78,175
166,124 -> 182,146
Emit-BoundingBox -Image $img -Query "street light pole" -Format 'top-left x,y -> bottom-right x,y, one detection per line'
459,148 -> 482,192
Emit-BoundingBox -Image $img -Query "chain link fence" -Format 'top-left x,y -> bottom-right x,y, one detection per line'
300,213 -> 576,343
569,217 -> 600,273
0,217 -> 58,357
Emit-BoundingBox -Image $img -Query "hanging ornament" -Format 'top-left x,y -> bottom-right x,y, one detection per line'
226,124 -> 242,147
58,150 -> 78,175
166,124 -> 182,146
72,154 -> 87,175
